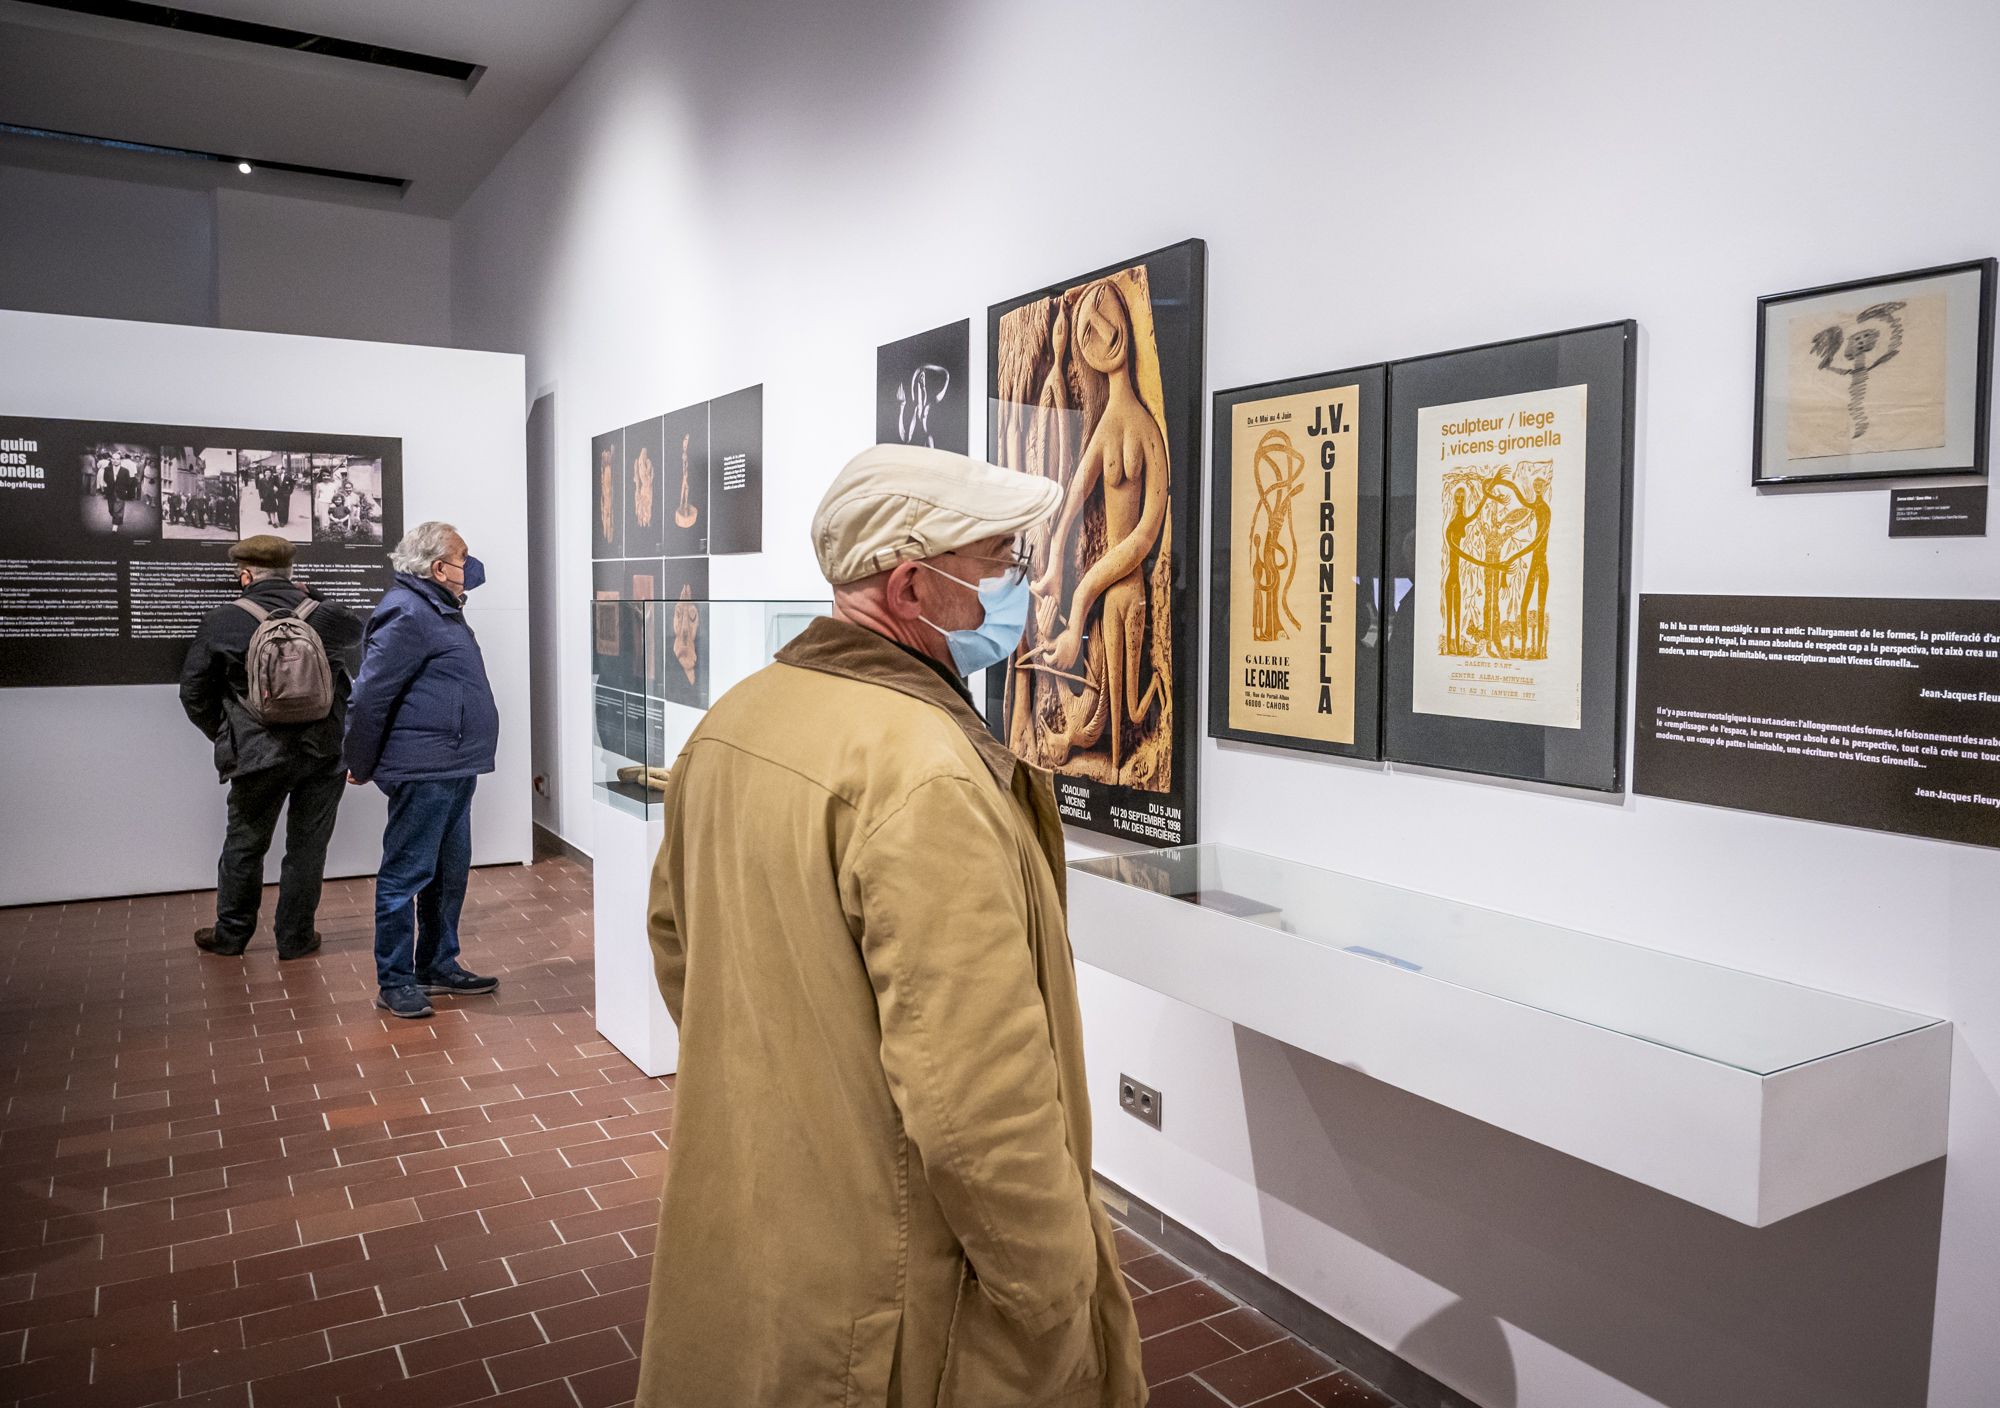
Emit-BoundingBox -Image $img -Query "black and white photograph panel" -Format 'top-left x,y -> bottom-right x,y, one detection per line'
311,455 -> 386,546
77,442 -> 160,539
161,447 -> 241,541
236,450 -> 314,543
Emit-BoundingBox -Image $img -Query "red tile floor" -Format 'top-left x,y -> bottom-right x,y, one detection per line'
0,857 -> 1399,1408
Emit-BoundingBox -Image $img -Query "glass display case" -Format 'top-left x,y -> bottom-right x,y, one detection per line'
1067,843 -> 1950,1225
1072,844 -> 1936,1074
590,596 -> 830,816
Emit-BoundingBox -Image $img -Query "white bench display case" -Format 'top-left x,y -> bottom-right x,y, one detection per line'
591,598 -> 829,1075
1067,844 -> 1950,1226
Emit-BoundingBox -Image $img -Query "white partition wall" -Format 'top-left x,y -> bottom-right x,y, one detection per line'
0,309 -> 532,906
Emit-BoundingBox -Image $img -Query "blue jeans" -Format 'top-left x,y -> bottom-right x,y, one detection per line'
373,776 -> 476,990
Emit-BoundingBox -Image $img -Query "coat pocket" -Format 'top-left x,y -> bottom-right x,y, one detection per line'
938,1265 -> 1103,1408
845,1305 -> 903,1408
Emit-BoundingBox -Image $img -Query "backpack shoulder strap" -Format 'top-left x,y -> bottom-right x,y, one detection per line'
234,598 -> 270,623
294,598 -> 320,621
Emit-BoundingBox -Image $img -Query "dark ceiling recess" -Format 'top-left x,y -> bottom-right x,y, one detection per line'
0,121 -> 411,192
15,0 -> 484,86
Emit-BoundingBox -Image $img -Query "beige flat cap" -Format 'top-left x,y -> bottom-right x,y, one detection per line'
811,444 -> 1062,585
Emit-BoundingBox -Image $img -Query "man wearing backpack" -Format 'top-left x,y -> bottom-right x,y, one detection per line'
179,535 -> 363,959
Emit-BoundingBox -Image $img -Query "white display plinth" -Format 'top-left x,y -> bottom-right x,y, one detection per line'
1068,845 -> 1950,1227
592,799 -> 677,1077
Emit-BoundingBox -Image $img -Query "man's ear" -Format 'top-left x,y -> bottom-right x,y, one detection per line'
883,560 -> 925,622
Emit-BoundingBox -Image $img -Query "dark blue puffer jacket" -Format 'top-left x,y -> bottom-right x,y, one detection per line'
344,573 -> 500,786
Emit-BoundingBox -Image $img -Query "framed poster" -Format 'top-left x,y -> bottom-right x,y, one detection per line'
591,428 -> 623,559
1383,320 -> 1637,791
1753,258 -> 1994,485
661,401 -> 708,558
0,413 -> 402,688
986,238 -> 1207,846
707,384 -> 763,555
878,319 -> 971,453
1210,365 -> 1386,758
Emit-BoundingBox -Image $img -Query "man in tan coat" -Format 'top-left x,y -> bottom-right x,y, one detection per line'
640,445 -> 1145,1407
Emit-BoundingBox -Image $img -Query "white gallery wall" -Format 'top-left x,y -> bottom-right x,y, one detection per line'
448,2 -> 2000,1404
0,309 -> 533,906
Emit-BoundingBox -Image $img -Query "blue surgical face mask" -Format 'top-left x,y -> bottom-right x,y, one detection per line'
917,561 -> 1030,677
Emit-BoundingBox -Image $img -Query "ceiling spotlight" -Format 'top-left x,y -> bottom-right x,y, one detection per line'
237,161 -> 252,175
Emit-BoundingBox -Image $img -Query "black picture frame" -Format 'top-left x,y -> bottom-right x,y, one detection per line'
985,237 -> 1207,848
1752,258 -> 1995,486
1382,320 -> 1638,792
878,319 -> 971,454
1208,364 -> 1387,760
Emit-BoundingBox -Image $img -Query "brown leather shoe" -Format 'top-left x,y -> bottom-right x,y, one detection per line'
194,927 -> 246,957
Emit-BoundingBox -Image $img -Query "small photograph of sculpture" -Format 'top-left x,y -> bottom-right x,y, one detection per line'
993,262 -> 1174,793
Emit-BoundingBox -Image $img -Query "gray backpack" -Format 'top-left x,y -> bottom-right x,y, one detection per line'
235,597 -> 334,725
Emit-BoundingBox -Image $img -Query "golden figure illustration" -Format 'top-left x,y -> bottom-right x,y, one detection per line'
672,584 -> 700,687
673,432 -> 699,530
997,266 -> 1174,791
1438,460 -> 1555,661
598,446 -> 616,544
1247,429 -> 1307,642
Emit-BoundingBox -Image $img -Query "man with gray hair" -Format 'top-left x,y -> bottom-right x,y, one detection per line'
346,520 -> 502,1019
179,534 -> 362,958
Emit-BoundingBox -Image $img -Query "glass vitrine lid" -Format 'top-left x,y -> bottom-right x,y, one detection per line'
1070,843 -> 1940,1075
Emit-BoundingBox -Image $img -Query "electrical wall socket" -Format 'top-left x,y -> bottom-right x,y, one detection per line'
1118,1074 -> 1162,1130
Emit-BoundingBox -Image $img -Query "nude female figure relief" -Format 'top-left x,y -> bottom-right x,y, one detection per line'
1028,278 -> 1170,778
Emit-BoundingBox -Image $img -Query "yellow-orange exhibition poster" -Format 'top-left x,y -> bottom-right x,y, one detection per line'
1413,383 -> 1588,728
1226,384 -> 1360,743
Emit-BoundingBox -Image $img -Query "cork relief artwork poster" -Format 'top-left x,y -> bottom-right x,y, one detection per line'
1224,385 -> 1362,746
1413,383 -> 1588,729
987,239 -> 1206,847
591,429 -> 622,560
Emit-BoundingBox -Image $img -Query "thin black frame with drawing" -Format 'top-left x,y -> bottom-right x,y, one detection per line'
1752,258 -> 1994,487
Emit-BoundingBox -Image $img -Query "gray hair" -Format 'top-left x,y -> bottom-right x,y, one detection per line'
243,564 -> 291,582
391,520 -> 461,575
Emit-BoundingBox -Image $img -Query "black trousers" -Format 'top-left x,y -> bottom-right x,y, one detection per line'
214,759 -> 347,952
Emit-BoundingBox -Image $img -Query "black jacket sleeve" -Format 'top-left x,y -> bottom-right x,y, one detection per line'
303,588 -> 365,664
179,620 -> 226,742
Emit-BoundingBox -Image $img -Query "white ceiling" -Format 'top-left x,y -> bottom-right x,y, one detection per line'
0,0 -> 639,216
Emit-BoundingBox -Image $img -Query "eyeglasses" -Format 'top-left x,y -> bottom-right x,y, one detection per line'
953,542 -> 1037,588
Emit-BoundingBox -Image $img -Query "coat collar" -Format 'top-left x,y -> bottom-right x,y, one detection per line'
394,572 -> 464,617
777,616 -> 1018,790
